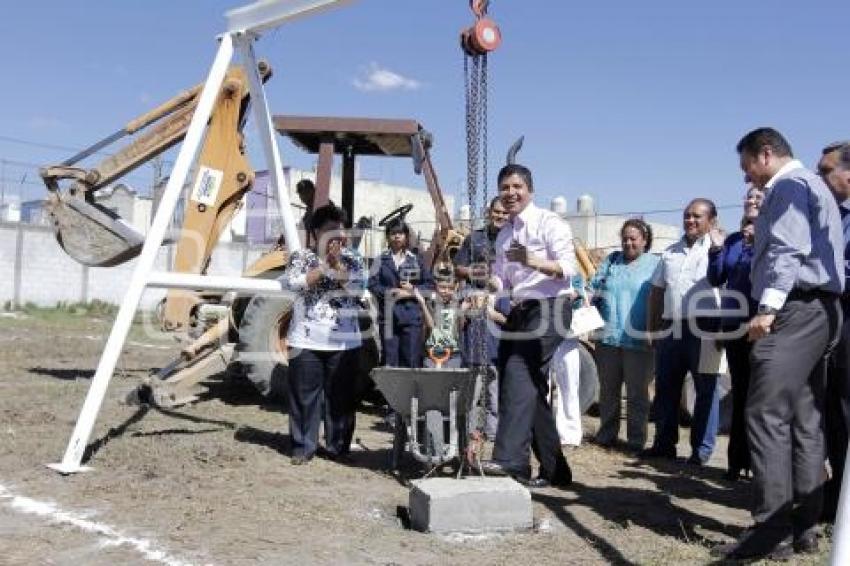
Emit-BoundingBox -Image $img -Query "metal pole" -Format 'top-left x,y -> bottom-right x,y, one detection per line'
147,271 -> 284,293
830,440 -> 850,564
48,34 -> 236,474
234,35 -> 302,253
341,145 -> 355,228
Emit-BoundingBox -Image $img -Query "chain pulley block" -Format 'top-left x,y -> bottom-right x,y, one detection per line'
460,0 -> 501,56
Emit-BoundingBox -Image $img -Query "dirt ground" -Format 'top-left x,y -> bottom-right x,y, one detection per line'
0,310 -> 833,565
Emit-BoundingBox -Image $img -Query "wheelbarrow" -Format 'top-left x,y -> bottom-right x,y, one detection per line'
370,367 -> 479,474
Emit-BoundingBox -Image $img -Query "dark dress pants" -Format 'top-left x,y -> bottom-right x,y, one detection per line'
824,309 -> 850,521
287,348 -> 360,458
492,297 -> 572,483
380,320 -> 423,368
746,293 -> 840,547
725,334 -> 752,474
651,324 -> 720,462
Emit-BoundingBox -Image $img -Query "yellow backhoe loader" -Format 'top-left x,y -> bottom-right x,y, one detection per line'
40,64 -> 465,408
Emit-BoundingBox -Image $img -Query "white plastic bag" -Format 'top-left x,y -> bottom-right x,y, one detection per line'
570,305 -> 605,336
698,339 -> 728,375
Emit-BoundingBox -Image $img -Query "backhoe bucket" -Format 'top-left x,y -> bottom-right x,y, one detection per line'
47,193 -> 145,267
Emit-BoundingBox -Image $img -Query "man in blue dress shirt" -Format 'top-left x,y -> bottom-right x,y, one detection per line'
716,128 -> 844,560
817,140 -> 850,523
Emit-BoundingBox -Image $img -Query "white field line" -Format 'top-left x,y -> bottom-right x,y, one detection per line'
0,483 -> 207,566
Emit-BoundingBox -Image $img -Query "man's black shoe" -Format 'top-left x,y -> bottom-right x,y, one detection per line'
519,474 -> 572,489
793,532 -> 818,554
477,460 -> 530,480
477,459 -> 507,476
711,540 -> 792,561
711,531 -> 793,562
319,447 -> 352,463
686,454 -> 708,466
723,467 -> 743,481
521,476 -> 551,489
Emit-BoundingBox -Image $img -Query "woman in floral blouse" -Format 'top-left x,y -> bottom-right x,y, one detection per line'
280,204 -> 367,465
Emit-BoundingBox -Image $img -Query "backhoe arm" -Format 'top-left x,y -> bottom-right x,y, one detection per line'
39,63 -> 271,269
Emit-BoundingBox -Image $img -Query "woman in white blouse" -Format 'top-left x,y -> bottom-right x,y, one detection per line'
280,204 -> 366,465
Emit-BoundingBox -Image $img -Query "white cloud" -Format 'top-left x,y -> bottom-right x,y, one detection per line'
352,62 -> 421,93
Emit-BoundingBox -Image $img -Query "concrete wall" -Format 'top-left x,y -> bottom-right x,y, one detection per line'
0,221 -> 279,311
244,168 -> 455,257
1,210 -> 680,310
565,214 -> 679,255
0,202 -> 21,222
0,223 -> 20,304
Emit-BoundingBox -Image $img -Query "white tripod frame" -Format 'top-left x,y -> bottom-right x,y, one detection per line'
48,0 -> 352,475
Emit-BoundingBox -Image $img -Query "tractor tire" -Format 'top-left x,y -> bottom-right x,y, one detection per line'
578,342 -> 599,415
236,294 -> 292,399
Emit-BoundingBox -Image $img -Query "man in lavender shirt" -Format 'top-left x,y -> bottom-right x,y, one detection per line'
478,164 -> 575,488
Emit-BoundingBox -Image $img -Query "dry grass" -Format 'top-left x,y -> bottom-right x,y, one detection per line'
0,314 -> 836,565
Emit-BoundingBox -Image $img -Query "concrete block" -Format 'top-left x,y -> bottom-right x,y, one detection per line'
409,477 -> 533,534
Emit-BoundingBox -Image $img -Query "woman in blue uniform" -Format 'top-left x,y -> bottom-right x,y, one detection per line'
368,219 -> 433,368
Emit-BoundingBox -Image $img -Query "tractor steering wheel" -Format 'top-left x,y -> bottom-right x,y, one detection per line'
378,204 -> 413,227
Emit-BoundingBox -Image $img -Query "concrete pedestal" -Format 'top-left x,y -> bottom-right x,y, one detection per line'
409,477 -> 533,534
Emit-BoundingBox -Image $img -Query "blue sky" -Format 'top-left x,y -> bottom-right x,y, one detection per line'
2,1 -> 849,230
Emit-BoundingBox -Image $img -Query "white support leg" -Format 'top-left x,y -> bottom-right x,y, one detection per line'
830,438 -> 850,565
235,34 -> 302,253
47,34 -> 236,474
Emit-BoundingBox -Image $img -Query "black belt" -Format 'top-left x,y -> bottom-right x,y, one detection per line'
787,288 -> 839,302
512,298 -> 545,311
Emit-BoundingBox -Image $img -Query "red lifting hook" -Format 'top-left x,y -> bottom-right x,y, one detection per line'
470,0 -> 489,18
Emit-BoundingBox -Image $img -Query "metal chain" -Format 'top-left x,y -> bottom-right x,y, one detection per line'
463,48 -> 492,434
465,53 -> 480,227
480,52 -> 489,244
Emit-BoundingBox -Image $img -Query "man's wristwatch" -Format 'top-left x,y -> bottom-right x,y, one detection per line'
757,304 -> 778,316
